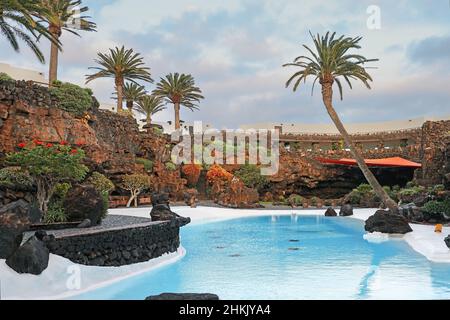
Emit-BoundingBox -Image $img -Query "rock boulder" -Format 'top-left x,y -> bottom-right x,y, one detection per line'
145,293 -> 219,300
324,208 -> 338,217
64,185 -> 105,226
6,235 -> 49,275
365,210 -> 413,234
445,235 -> 450,249
339,204 -> 354,216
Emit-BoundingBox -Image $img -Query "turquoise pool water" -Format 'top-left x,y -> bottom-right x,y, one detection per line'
74,215 -> 450,300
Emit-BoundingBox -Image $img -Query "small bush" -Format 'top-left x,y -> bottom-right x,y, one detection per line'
398,186 -> 425,197
288,194 -> 304,206
0,72 -> 13,81
44,202 -> 67,224
153,127 -> 163,136
429,184 -> 446,195
406,181 -> 418,188
136,158 -> 154,172
310,196 -> 320,206
347,190 -> 363,205
165,162 -> 177,171
423,199 -> 450,218
88,172 -> 115,193
0,167 -> 33,190
234,165 -> 268,191
356,184 -> 372,194
50,81 -> 93,116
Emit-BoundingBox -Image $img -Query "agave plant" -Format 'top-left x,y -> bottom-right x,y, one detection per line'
134,95 -> 166,127
283,31 -> 396,210
0,0 -> 56,63
36,0 -> 96,85
86,46 -> 153,112
153,73 -> 204,130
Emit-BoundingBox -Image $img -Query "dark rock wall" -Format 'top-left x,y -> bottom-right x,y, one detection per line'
44,221 -> 182,266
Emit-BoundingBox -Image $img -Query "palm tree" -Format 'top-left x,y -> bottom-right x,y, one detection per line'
85,46 -> 153,113
134,95 -> 166,128
283,31 -> 397,211
153,73 -> 204,130
36,0 -> 96,86
0,0 -> 56,63
121,82 -> 147,111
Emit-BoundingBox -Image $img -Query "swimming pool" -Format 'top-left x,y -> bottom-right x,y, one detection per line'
74,215 -> 450,300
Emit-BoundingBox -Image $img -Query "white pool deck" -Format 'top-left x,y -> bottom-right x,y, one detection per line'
1,206 -> 449,300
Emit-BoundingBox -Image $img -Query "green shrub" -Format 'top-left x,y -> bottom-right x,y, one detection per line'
234,165 -> 268,191
288,194 -> 304,206
0,167 -> 33,189
136,158 -> 153,172
44,202 -> 67,223
429,184 -> 446,195
406,181 -> 418,188
0,72 -> 13,81
423,199 -> 450,218
356,184 -> 372,194
153,127 -> 163,136
347,190 -> 362,205
398,186 -> 425,197
50,81 -> 93,116
310,196 -> 320,206
165,162 -> 177,171
87,172 -> 114,193
100,191 -> 109,219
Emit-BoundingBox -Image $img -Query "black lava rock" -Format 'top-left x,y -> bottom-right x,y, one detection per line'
64,185 -> 105,225
445,235 -> 450,249
339,204 -> 354,217
6,236 -> 49,275
324,208 -> 338,217
145,293 -> 219,300
365,210 -> 413,234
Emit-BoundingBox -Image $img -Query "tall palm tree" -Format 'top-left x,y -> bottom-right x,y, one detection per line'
36,0 -> 96,86
85,46 -> 153,113
121,82 -> 147,111
153,73 -> 204,130
0,0 -> 56,63
283,31 -> 397,211
134,95 -> 166,128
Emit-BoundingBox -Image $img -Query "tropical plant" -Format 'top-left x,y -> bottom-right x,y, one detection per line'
134,94 -> 166,127
49,80 -> 92,116
0,0 -> 56,63
423,199 -> 450,219
283,31 -> 397,211
86,46 -> 153,113
121,174 -> 150,208
35,0 -> 96,85
165,162 -> 177,171
153,73 -> 204,130
118,82 -> 147,111
6,140 -> 88,214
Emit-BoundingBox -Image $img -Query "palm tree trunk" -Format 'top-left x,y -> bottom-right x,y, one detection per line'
174,102 -> 181,130
116,82 -> 124,112
146,115 -> 152,133
321,82 -> 397,212
48,29 -> 60,86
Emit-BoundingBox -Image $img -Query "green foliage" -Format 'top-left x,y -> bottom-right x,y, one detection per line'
44,202 -> 67,224
7,142 -> 88,181
356,184 -> 372,194
288,194 -> 304,206
50,81 -> 93,116
0,72 -> 13,81
0,167 -> 33,189
310,196 -> 320,206
87,172 -> 115,193
53,182 -> 71,199
398,186 -> 426,197
136,158 -> 154,172
100,191 -> 109,219
153,127 -> 163,136
121,174 -> 150,191
428,184 -> 446,195
347,190 -> 362,205
234,165 -> 268,191
423,199 -> 450,217
165,162 -> 177,171
406,181 -> 418,188
6,141 -> 88,213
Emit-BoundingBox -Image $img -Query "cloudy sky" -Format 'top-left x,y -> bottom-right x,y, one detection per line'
2,0 -> 449,127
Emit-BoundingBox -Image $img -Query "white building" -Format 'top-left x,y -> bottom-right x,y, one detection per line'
0,63 -> 47,84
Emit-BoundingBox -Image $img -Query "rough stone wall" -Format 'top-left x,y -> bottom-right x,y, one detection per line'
44,220 -> 182,266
